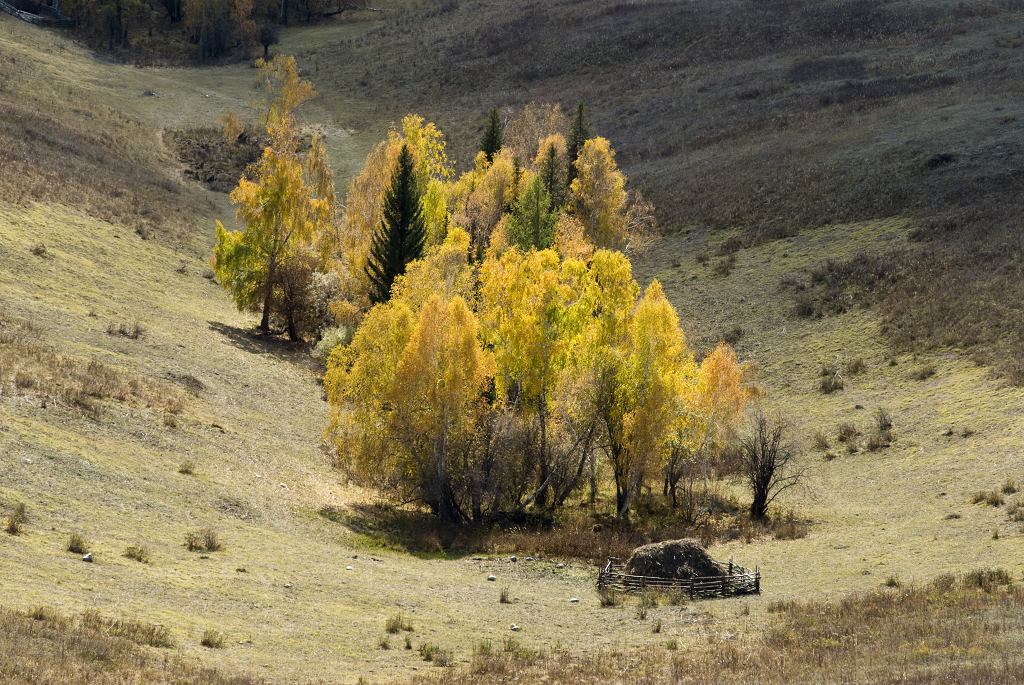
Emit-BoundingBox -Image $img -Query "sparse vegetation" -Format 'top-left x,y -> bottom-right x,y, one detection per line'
178,461 -> 196,475
385,612 -> 414,634
200,629 -> 225,649
123,545 -> 151,564
106,320 -> 145,340
4,503 -> 27,536
67,532 -> 89,555
971,491 -> 1005,507
185,529 -> 222,553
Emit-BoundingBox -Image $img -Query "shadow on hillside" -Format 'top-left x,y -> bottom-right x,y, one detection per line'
320,502 -> 480,559
207,321 -> 318,370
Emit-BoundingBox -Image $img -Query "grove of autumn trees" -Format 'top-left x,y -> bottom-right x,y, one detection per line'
214,59 -> 762,523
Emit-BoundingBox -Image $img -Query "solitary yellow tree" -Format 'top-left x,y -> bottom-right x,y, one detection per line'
212,55 -> 331,338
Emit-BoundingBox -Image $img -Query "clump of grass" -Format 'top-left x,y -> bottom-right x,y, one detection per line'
883,575 -> 901,588
123,545 -> 150,564
598,587 -> 621,607
178,461 -> 195,475
844,357 -> 866,375
30,242 -> 48,257
28,606 -> 65,624
184,528 -> 221,552
712,253 -> 736,276
385,612 -> 413,634
772,511 -> 809,540
106,321 -> 145,340
652,619 -> 662,633
665,638 -> 678,650
818,364 -> 844,393
874,407 -> 893,432
405,634 -> 413,650
971,490 -> 1005,507
963,568 -> 1012,591
911,363 -> 937,380
378,635 -> 391,650
812,430 -> 830,451
499,586 -> 511,604
635,605 -> 648,620
836,422 -> 860,443
865,430 -> 892,452
81,611 -> 173,648
419,642 -> 452,665
1007,500 -> 1024,522
4,502 -> 27,535
1001,479 -> 1018,495
200,629 -> 225,649
67,532 -> 89,555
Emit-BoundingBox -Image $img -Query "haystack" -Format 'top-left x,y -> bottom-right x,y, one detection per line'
624,539 -> 722,579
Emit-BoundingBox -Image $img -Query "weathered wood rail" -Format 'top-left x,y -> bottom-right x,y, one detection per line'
0,0 -> 75,27
597,557 -> 761,598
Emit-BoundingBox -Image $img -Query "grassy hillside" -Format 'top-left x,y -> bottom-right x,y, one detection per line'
298,0 -> 1024,380
1,4 -> 1024,684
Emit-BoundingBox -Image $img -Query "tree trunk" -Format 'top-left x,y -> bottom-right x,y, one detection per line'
259,254 -> 277,333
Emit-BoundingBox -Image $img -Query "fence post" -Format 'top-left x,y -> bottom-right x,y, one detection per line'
728,559 -> 733,575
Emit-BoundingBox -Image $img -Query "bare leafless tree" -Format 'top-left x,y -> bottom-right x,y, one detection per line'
738,409 -> 805,520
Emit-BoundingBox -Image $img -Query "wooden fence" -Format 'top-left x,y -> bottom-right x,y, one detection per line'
597,557 -> 761,598
0,0 -> 76,27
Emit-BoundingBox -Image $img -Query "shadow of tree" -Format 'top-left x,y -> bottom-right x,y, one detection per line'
207,321 -> 320,371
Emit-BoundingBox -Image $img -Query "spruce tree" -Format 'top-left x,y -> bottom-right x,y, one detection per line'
366,144 -> 427,304
507,175 -> 557,251
538,140 -> 566,208
480,108 -> 503,162
566,102 -> 591,186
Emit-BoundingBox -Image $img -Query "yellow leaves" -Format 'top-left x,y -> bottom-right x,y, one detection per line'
393,295 -> 491,443
256,55 -> 315,152
390,228 -> 476,313
570,137 -> 628,250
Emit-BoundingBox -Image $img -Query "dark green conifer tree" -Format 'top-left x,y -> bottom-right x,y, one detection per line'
480,108 -> 503,162
366,144 -> 426,304
565,102 -> 591,186
538,140 -> 566,208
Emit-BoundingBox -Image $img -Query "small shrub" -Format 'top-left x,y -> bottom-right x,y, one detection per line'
499,586 -> 510,604
971,490 -> 1004,507
812,431 -> 830,450
385,612 -> 413,634
14,370 -> 37,389
185,528 -> 221,552
845,358 -> 866,375
818,364 -> 844,393
178,461 -> 195,475
866,429 -> 892,451
378,635 -> 391,650
5,502 -> 27,535
30,243 -> 48,257
793,293 -> 816,318
123,545 -> 150,563
200,629 -> 225,648
911,363 -> 937,380
665,638 -> 678,650
635,605 -> 648,620
67,532 -> 89,555
712,254 -> 736,276
836,423 -> 860,443
419,643 -> 442,662
884,575 -> 901,588
106,321 -> 145,340
405,634 -> 413,650
639,592 -> 658,609
1001,479 -> 1018,495
874,407 -> 893,432
963,568 -> 1012,591
652,619 -> 662,633
598,588 -> 621,607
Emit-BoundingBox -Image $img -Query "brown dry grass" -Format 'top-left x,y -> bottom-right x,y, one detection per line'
412,570 -> 1024,685
0,311 -> 185,417
0,605 -> 261,683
